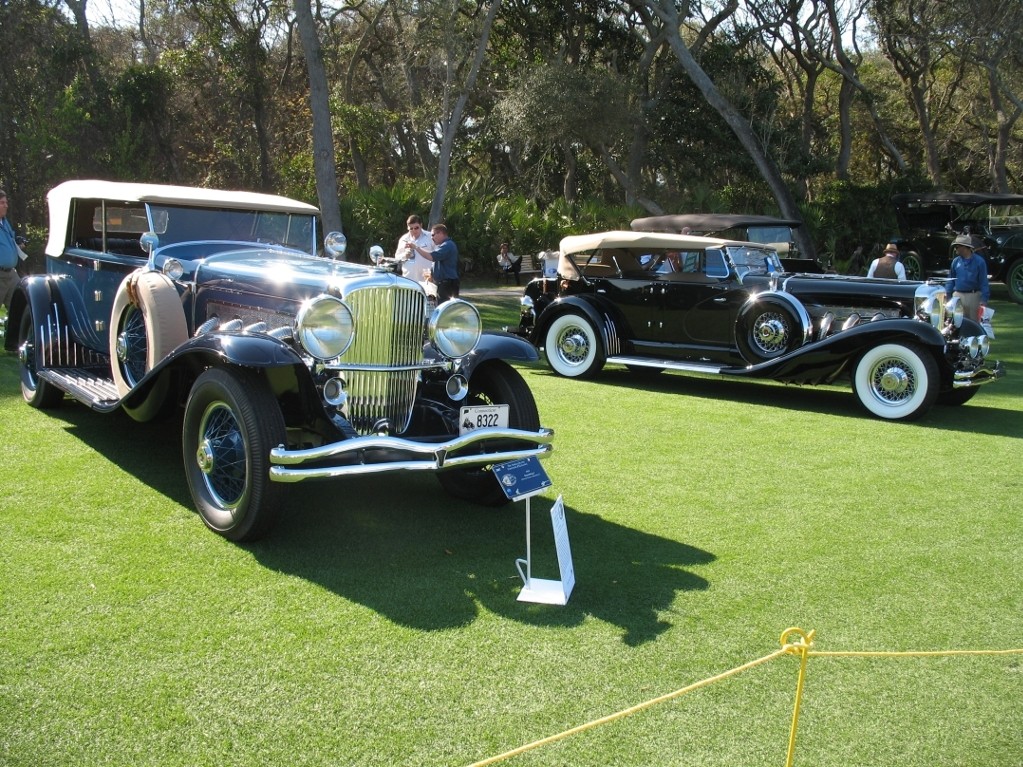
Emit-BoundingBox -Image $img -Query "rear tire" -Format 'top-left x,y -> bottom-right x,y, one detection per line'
902,252 -> 923,281
437,361 -> 541,506
1004,258 -> 1023,305
17,309 -> 63,409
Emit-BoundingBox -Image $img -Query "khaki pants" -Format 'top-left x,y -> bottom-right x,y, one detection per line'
954,290 -> 982,322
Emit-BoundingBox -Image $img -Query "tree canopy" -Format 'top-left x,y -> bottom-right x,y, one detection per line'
2,0 -> 1021,268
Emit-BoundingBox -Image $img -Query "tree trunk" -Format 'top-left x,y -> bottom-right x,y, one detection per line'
429,0 -> 502,225
293,0 -> 344,242
653,5 -> 815,259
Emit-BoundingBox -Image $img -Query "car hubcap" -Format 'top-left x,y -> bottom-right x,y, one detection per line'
197,403 -> 246,509
872,360 -> 914,402
557,328 -> 590,364
117,307 -> 148,386
753,313 -> 788,353
197,439 -> 215,474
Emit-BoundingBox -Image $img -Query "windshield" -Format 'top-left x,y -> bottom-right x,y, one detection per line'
987,204 -> 1023,229
147,204 -> 320,255
725,245 -> 782,275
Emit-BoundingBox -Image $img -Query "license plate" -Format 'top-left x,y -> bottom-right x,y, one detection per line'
459,404 -> 509,434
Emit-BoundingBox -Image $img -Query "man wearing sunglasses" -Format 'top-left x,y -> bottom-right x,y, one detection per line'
394,214 -> 434,283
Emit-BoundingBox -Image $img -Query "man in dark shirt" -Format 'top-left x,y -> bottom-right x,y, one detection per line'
945,234 -> 990,321
425,223 -> 460,302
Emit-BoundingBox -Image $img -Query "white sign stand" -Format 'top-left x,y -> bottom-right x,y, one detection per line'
516,494 -> 574,605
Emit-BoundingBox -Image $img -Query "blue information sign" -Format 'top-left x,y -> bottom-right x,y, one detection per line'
492,456 -> 552,501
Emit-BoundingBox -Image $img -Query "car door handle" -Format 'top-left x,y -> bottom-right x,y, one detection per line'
713,297 -> 728,303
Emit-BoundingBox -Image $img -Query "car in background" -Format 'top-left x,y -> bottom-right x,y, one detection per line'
630,213 -> 824,273
515,230 -> 1003,422
891,191 -> 1023,303
6,180 -> 552,541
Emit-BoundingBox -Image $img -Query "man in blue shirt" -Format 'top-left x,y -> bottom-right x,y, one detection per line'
0,188 -> 25,313
945,233 -> 989,322
425,223 -> 460,302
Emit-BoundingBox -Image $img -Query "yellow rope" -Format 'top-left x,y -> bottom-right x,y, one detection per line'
808,648 -> 1023,657
465,647 -> 790,767
465,628 -> 1023,767
780,627 -> 815,767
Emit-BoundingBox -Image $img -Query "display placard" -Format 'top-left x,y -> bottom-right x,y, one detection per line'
516,495 -> 574,605
492,456 -> 552,501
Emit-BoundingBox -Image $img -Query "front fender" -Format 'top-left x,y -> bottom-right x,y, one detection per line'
450,330 -> 539,379
729,320 -> 945,383
531,295 -> 624,351
121,331 -> 313,413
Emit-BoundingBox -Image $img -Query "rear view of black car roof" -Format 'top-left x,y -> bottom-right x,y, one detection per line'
893,191 -> 1023,207
631,213 -> 801,233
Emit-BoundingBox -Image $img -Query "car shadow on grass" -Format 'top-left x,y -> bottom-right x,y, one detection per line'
531,366 -> 1023,438
254,478 -> 713,646
43,399 -> 713,646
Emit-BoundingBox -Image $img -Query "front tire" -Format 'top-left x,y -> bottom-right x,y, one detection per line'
17,310 -> 63,409
183,368 -> 287,541
436,361 -> 541,506
852,342 -> 939,421
544,312 -> 605,378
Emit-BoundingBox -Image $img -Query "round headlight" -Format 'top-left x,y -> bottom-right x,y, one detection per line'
966,336 -> 981,359
946,295 -> 964,328
296,295 -> 355,360
980,336 -> 990,356
919,296 -> 943,328
324,231 -> 348,259
369,244 -> 384,264
162,258 -> 185,280
429,299 -> 481,358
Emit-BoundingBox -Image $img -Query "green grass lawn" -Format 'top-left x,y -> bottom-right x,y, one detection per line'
2,285 -> 1021,766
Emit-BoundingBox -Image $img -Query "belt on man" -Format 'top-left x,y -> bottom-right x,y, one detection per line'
955,290 -> 979,294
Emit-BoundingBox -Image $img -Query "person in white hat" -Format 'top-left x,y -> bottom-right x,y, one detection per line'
945,233 -> 989,321
866,242 -> 907,280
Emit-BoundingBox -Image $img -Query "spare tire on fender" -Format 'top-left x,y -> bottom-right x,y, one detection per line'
109,270 -> 189,420
735,294 -> 812,364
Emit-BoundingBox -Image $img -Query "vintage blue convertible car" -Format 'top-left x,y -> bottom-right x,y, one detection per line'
6,180 -> 552,540
516,230 -> 1004,421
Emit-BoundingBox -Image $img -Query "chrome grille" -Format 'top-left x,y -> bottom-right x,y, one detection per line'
343,284 -> 426,434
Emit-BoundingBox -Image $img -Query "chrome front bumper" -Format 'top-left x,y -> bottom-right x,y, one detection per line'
268,426 -> 554,482
952,360 -> 1006,388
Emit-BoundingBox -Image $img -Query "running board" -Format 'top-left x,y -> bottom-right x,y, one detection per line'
39,368 -> 120,408
605,355 -> 725,374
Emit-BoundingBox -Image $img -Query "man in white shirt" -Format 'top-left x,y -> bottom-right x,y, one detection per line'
393,214 -> 434,283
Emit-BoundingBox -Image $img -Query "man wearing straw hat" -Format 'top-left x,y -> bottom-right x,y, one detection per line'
945,233 -> 990,321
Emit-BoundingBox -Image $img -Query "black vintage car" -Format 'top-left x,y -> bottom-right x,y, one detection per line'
516,231 -> 1003,422
891,191 -> 1023,303
5,180 -> 552,540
